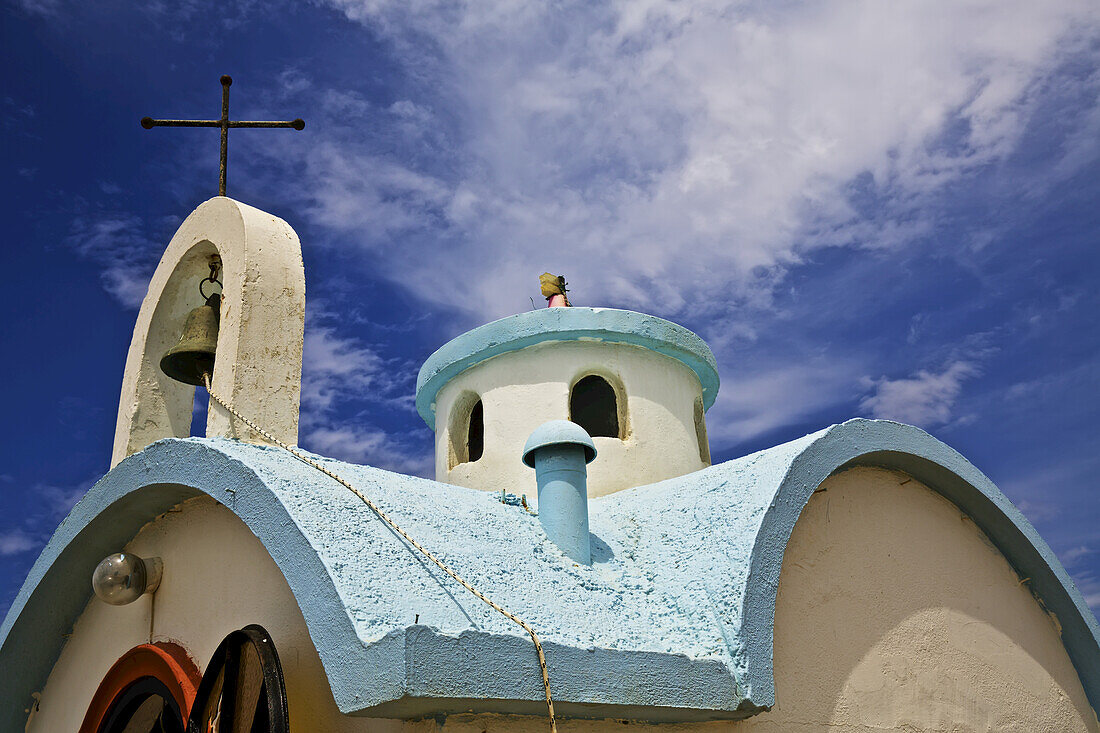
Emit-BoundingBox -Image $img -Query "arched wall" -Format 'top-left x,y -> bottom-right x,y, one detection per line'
112,196 -> 305,466
757,466 -> 1097,731
115,240 -> 220,461
26,496 -> 367,733
0,442 -> 370,733
738,421 -> 1100,713
31,472 -> 1095,733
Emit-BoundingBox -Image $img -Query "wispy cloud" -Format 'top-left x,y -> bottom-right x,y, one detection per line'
9,0 -> 59,18
1077,574 -> 1100,613
228,0 -> 1100,450
303,324 -> 388,413
298,305 -> 430,473
303,0 -> 1100,322
1059,548 -> 1100,613
706,357 -> 864,447
859,361 -> 979,428
66,209 -> 161,309
1061,546 -> 1094,565
0,478 -> 93,558
0,530 -> 37,556
307,424 -> 433,477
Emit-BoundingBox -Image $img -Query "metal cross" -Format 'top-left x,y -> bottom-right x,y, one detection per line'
141,75 -> 304,196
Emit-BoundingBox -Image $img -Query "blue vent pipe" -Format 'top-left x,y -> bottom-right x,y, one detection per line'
522,421 -> 597,564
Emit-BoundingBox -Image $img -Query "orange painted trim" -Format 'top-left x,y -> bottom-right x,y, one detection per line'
78,642 -> 202,733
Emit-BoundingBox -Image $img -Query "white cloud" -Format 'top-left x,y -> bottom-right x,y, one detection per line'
11,0 -> 59,16
859,360 -> 979,427
0,478 -> 93,561
35,482 -> 88,520
67,211 -> 158,309
298,308 -> 430,473
0,530 -> 37,556
256,0 -> 1100,446
1071,569 -> 1100,613
1060,545 -> 1094,566
301,142 -> 451,240
312,0 -> 1100,321
220,0 -> 1100,458
306,425 -> 433,477
706,358 -> 864,447
1015,498 -> 1062,524
302,324 -> 388,413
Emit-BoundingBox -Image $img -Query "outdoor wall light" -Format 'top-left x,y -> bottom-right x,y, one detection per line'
91,553 -> 163,606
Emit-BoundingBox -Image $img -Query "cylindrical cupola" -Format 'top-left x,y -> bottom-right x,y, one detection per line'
415,307 -> 719,499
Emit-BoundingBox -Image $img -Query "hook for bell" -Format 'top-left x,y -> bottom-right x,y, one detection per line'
160,292 -> 220,386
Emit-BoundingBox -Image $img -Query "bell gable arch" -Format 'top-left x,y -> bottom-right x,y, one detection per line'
111,197 -> 305,466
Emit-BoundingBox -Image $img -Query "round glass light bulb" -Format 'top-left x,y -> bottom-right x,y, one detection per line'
91,552 -> 148,606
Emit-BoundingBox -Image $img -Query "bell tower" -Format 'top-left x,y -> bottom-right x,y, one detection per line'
111,196 -> 306,467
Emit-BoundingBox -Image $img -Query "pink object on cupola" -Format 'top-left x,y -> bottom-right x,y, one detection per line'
539,273 -> 571,307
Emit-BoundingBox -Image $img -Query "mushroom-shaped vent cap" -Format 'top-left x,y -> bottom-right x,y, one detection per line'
522,420 -> 597,467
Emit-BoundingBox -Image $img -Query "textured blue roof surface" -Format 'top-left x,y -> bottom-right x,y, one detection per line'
2,419 -> 1098,727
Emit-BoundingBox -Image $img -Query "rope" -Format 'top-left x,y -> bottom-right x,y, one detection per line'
202,374 -> 557,733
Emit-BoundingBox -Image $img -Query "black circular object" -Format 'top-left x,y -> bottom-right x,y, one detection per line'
187,624 -> 288,733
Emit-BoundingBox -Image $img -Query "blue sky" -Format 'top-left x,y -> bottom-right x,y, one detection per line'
2,0 -> 1098,617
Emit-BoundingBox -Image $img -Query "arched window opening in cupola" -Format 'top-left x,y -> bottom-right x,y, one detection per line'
448,392 -> 484,469
570,375 -> 622,439
468,399 -> 484,462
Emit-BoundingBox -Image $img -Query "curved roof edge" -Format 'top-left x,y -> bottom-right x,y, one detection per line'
736,419 -> 1100,714
0,440 -> 365,733
0,438 -> 755,729
4,422 -> 1096,728
415,307 -> 720,430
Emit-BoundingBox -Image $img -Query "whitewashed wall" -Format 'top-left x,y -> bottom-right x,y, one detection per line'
434,340 -> 709,500
29,467 -> 1097,731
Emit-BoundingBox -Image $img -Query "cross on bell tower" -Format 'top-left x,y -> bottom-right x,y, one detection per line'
141,75 -> 305,196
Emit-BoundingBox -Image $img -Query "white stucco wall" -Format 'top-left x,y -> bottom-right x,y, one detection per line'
748,466 -> 1097,731
26,496 -> 365,733
434,340 -> 710,499
30,467 -> 1097,732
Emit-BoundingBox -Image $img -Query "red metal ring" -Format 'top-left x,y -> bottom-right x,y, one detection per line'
78,642 -> 202,733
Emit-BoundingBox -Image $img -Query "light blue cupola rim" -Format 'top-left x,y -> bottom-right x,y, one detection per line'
415,307 -> 721,430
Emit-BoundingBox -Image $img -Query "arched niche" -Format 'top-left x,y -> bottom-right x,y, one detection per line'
111,197 -> 305,466
447,391 -> 483,469
569,372 -> 628,440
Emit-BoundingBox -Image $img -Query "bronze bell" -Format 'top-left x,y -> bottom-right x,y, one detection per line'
160,293 -> 220,386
